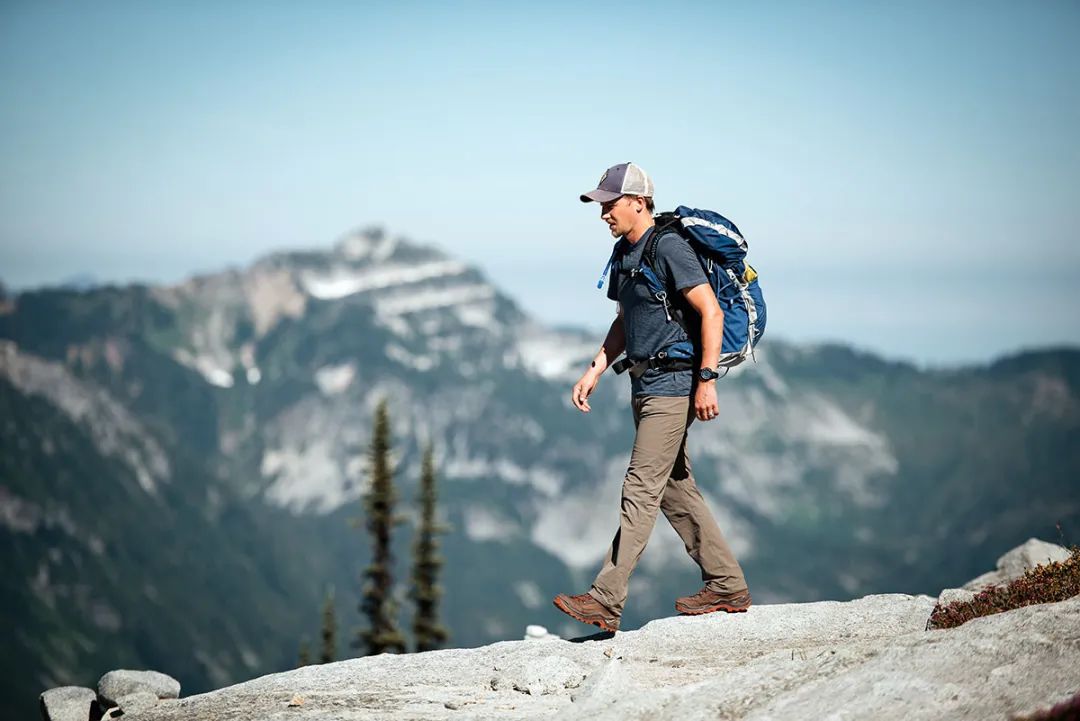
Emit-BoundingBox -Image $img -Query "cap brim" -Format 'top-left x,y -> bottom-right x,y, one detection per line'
580,189 -> 622,203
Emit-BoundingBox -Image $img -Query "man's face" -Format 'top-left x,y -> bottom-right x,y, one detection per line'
600,195 -> 641,238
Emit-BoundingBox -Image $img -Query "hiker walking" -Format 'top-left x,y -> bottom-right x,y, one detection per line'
553,162 -> 752,633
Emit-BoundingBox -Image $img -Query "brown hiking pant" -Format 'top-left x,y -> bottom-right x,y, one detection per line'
588,394 -> 747,616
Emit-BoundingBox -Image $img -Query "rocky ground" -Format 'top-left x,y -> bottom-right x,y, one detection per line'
42,540 -> 1080,720
121,592 -> 1078,721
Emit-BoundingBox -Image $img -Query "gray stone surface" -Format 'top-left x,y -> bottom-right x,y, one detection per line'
936,587 -> 978,607
98,670 -> 180,706
125,592 -> 1080,721
115,691 -> 161,713
38,686 -> 96,721
963,538 -> 1072,590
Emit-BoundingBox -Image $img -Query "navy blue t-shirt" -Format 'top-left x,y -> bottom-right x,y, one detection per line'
607,226 -> 709,397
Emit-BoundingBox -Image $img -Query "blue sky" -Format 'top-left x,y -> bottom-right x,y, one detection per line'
1,1 -> 1078,365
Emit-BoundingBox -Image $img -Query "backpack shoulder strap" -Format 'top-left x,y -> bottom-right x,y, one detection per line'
638,217 -> 691,331
642,213 -> 682,273
640,215 -> 689,293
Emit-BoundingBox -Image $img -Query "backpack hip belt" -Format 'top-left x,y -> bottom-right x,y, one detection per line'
611,351 -> 695,378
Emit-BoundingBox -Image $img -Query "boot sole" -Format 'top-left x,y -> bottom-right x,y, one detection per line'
552,596 -> 620,632
676,602 -> 751,615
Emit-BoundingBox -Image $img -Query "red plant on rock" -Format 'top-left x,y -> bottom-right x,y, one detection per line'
928,546 -> 1080,630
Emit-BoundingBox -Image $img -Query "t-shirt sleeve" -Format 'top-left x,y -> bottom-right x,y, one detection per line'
658,234 -> 708,291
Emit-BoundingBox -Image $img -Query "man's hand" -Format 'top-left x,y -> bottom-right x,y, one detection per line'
571,369 -> 602,413
694,380 -> 719,421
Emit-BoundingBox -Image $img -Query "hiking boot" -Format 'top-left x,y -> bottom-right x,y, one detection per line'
675,586 -> 752,615
552,592 -> 620,632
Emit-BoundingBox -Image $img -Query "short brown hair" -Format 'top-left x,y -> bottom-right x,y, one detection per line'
625,195 -> 655,214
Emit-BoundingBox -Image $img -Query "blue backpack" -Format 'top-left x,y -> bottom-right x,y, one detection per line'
601,206 -> 767,377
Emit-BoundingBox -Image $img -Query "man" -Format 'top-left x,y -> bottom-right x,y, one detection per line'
552,162 -> 751,633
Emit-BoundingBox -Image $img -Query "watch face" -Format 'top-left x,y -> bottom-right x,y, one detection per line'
699,368 -> 716,381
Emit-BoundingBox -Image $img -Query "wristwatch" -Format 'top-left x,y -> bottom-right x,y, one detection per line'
698,367 -> 720,382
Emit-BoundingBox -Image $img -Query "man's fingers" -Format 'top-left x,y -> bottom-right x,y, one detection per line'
571,382 -> 592,412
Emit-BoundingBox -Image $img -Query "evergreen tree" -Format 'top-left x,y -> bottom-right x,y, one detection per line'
297,636 -> 311,668
354,399 -> 407,655
320,587 -> 337,664
411,443 -> 450,652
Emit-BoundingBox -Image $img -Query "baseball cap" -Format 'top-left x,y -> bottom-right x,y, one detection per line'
579,162 -> 654,203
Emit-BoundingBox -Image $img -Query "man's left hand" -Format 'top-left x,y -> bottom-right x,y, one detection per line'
694,381 -> 719,422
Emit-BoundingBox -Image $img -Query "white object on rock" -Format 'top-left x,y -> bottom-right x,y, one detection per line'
98,669 -> 180,707
524,624 -> 561,641
963,538 -> 1071,591
38,686 -> 96,721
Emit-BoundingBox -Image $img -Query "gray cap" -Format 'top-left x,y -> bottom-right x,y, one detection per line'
580,162 -> 654,203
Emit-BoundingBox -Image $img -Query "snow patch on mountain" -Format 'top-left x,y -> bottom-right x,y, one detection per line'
463,506 -> 520,541
514,581 -> 545,611
262,439 -> 360,514
530,457 -> 627,569
454,298 -> 499,329
314,363 -> 356,396
174,349 -> 235,388
374,283 -> 495,317
301,260 -> 468,300
257,391 -> 376,513
385,344 -> 437,371
516,328 -> 598,382
443,454 -> 564,496
688,362 -> 897,519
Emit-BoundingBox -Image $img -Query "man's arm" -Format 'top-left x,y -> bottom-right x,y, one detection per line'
682,285 -> 723,421
591,306 -> 626,375
571,306 -> 625,413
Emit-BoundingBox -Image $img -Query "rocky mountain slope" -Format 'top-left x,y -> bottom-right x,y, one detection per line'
3,227 -> 1079,718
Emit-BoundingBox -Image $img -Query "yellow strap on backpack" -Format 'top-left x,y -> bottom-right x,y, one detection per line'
743,264 -> 758,284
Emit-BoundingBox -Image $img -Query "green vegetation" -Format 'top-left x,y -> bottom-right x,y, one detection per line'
410,443 -> 450,652
296,637 -> 311,668
928,547 -> 1080,630
320,588 -> 337,664
354,399 -> 407,655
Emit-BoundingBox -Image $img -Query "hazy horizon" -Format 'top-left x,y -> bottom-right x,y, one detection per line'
2,1 -> 1078,364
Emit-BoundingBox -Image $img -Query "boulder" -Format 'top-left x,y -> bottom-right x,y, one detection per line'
963,538 -> 1071,590
38,686 -> 96,721
98,670 -> 180,707
115,691 -> 161,713
936,587 -> 978,607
